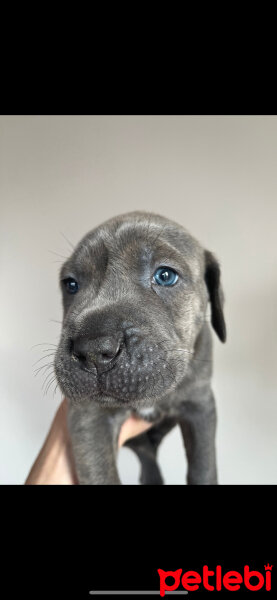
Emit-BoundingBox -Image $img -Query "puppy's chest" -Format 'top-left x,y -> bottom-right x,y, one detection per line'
134,399 -> 178,423
135,406 -> 162,422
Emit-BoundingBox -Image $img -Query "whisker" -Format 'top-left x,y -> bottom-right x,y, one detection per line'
48,250 -> 69,259
42,368 -> 55,386
60,231 -> 75,250
34,363 -> 54,377
42,371 -> 56,394
32,353 -> 56,367
30,342 -> 58,350
44,376 -> 57,396
41,347 -> 58,353
53,381 -> 60,397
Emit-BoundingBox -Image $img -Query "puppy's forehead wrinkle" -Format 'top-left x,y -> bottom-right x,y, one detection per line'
68,231 -> 201,285
75,238 -> 108,271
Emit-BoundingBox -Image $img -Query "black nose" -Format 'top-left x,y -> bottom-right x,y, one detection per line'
71,334 -> 123,371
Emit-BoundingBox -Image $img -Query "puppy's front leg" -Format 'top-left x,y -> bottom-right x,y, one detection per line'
67,400 -> 124,485
179,390 -> 218,485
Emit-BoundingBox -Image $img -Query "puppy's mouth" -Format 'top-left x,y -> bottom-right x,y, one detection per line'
54,337 -> 186,407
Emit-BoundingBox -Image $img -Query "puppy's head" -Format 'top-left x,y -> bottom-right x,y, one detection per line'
54,211 -> 226,408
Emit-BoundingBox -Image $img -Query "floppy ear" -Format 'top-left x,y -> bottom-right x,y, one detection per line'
204,250 -> 227,343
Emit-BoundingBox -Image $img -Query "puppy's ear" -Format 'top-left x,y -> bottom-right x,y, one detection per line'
204,250 -> 226,343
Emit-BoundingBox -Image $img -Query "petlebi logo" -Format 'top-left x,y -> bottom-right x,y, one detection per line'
157,564 -> 273,595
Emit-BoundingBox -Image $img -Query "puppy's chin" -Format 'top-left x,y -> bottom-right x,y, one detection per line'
59,387 -> 160,410
95,391 -> 158,410
56,374 -> 166,409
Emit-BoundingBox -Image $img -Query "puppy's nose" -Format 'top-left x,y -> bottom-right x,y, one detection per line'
72,334 -> 123,370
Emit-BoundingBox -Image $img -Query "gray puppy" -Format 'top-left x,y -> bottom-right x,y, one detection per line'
54,211 -> 226,484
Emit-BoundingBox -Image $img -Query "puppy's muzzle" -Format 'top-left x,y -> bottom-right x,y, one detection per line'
71,333 -> 123,373
55,311 -> 187,406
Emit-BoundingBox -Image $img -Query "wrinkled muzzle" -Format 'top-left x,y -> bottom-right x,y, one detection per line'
54,302 -> 188,407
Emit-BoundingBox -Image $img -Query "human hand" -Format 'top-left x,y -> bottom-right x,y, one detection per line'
24,398 -> 153,485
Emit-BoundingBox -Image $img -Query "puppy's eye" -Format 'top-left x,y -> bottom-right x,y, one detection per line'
153,267 -> 179,286
63,277 -> 79,294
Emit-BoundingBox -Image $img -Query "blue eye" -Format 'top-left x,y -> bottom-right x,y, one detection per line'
153,267 -> 179,286
63,277 -> 79,294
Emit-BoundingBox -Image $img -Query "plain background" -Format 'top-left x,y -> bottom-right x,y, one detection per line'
0,115 -> 276,484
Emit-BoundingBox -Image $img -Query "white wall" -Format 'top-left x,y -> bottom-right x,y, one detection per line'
1,115 -> 276,484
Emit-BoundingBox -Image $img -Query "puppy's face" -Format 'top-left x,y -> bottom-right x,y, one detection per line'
54,212 -> 225,408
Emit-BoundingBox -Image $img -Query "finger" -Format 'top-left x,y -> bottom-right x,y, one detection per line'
118,415 -> 153,447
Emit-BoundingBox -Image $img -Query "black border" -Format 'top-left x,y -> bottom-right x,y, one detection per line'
2,485 -> 276,598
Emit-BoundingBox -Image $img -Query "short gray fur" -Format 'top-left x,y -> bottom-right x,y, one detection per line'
54,211 -> 226,484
